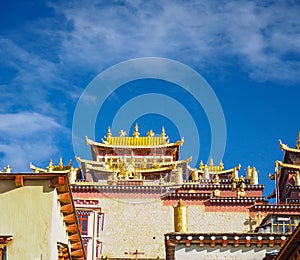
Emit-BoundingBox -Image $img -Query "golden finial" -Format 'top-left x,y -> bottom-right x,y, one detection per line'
59,156 -> 63,167
250,167 -> 258,185
209,158 -> 214,166
191,168 -> 198,181
246,165 -> 252,179
4,165 -> 11,173
213,173 -> 219,184
199,160 -> 204,170
106,126 -> 112,138
133,123 -> 140,138
119,129 -> 126,137
232,167 -> 239,181
219,161 -> 224,171
296,132 -> 300,149
147,129 -> 154,137
48,160 -> 53,173
161,126 -> 166,138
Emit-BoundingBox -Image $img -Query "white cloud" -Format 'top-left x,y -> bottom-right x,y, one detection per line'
50,0 -> 300,85
0,112 -> 68,171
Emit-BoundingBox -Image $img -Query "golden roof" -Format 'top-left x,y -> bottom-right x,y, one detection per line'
106,136 -> 167,146
87,125 -> 184,148
279,132 -> 300,153
198,159 -> 232,173
276,160 -> 300,170
30,157 -> 74,173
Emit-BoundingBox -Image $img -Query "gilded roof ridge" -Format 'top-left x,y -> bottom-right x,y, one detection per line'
85,136 -> 183,148
279,139 -> 300,153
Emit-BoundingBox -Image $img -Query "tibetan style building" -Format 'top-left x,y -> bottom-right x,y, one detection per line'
165,132 -> 300,259
69,126 -> 300,259
0,167 -> 86,260
76,124 -> 188,184
5,128 -> 299,259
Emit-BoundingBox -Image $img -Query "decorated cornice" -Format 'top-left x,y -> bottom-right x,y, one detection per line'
254,204 -> 300,211
76,156 -> 179,174
180,182 -> 264,191
74,199 -> 99,206
71,183 -> 171,193
165,233 -> 288,249
210,197 -> 266,205
162,192 -> 211,200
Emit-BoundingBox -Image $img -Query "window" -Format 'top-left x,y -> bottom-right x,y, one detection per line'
271,216 -> 300,233
97,213 -> 104,237
77,214 -> 89,235
0,236 -> 12,260
1,247 -> 6,260
96,242 -> 102,257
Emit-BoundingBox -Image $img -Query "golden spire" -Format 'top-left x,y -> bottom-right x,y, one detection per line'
250,167 -> 258,185
296,132 -> 300,149
213,173 -> 219,184
59,156 -> 63,167
119,129 -> 126,137
48,160 -> 53,173
161,126 -> 166,138
219,161 -> 224,171
133,123 -> 140,138
209,158 -> 214,166
147,129 -> 154,137
4,165 -> 11,173
106,126 -> 112,138
199,160 -> 204,170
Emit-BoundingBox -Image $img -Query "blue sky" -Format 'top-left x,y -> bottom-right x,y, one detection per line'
0,0 -> 300,197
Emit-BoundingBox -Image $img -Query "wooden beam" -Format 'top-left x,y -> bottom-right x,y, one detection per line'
257,236 -> 262,247
64,213 -> 76,224
69,233 -> 80,242
199,236 -> 204,247
269,236 -> 274,247
58,176 -> 65,185
210,236 -> 216,247
245,236 -> 251,247
281,236 -> 287,247
185,240 -> 191,247
70,248 -> 83,257
222,236 -> 227,247
59,192 -> 71,203
61,203 -> 73,214
71,242 -> 82,250
66,223 -> 77,234
234,236 -> 239,247
15,175 -> 23,187
50,176 -> 66,188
